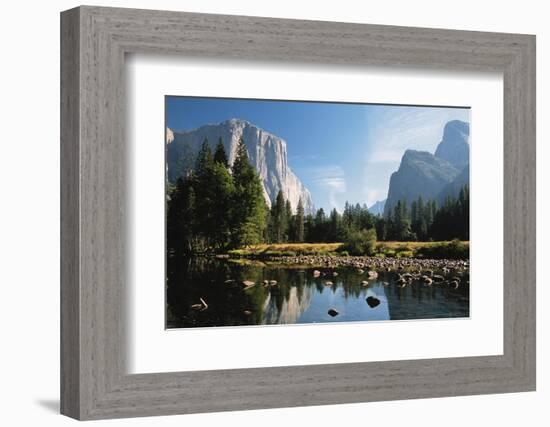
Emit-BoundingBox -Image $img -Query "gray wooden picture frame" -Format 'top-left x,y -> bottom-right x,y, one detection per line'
60,5 -> 536,420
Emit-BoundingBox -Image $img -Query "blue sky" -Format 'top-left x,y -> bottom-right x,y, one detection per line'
166,96 -> 470,212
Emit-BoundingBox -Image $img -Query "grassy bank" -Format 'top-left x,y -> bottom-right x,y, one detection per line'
226,240 -> 469,260
227,242 -> 342,257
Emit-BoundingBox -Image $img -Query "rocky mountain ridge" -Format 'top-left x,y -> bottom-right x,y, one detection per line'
384,120 -> 470,216
166,119 -> 315,214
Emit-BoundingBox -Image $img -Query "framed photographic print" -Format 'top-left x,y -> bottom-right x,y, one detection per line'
163,97 -> 471,329
61,6 -> 536,420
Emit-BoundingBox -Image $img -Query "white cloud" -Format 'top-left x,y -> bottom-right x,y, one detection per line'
365,189 -> 385,208
302,165 -> 347,211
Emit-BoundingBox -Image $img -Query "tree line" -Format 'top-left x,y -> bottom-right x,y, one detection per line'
167,139 -> 469,254
376,187 -> 469,242
294,186 -> 468,245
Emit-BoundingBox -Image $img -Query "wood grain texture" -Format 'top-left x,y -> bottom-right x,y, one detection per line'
60,5 -> 536,420
60,7 -> 80,419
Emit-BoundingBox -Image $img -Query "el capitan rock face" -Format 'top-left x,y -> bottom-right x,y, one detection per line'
384,119 -> 470,215
166,119 -> 315,214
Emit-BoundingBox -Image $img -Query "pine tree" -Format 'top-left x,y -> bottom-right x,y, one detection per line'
393,200 -> 412,241
295,198 -> 305,242
231,138 -> 266,247
205,162 -> 234,249
271,190 -> 286,243
232,138 -> 248,177
195,138 -> 212,174
213,137 -> 228,167
313,208 -> 327,242
284,199 -> 292,241
194,139 -> 217,248
166,176 -> 197,253
343,201 -> 353,230
329,208 -> 341,242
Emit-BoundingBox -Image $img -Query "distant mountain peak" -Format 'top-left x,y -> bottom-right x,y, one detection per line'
383,119 -> 469,216
443,120 -> 469,140
434,119 -> 470,169
224,117 -> 251,126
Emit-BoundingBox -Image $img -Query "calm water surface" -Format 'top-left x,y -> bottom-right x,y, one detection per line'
166,257 -> 469,328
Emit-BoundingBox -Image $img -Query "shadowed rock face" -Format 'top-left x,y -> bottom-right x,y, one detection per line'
434,120 -> 470,170
166,118 -> 315,214
438,163 -> 469,204
384,120 -> 470,215
384,150 -> 459,215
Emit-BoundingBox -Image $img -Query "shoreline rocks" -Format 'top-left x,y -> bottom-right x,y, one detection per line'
236,254 -> 468,273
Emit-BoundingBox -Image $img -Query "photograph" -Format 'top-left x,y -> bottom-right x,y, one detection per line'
165,96 -> 471,328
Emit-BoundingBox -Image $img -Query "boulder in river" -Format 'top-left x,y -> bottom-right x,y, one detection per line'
367,270 -> 378,279
328,308 -> 339,317
366,296 -> 381,308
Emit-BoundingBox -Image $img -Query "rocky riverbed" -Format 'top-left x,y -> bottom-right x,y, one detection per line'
236,254 -> 468,271
224,254 -> 470,290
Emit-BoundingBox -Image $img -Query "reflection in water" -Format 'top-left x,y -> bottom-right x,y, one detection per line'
262,285 -> 315,324
166,257 -> 469,329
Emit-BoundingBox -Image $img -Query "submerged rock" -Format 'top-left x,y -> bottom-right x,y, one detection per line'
328,308 -> 339,317
366,296 -> 381,308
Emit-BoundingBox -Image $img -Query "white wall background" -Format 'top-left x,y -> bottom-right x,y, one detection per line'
0,0 -> 546,425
